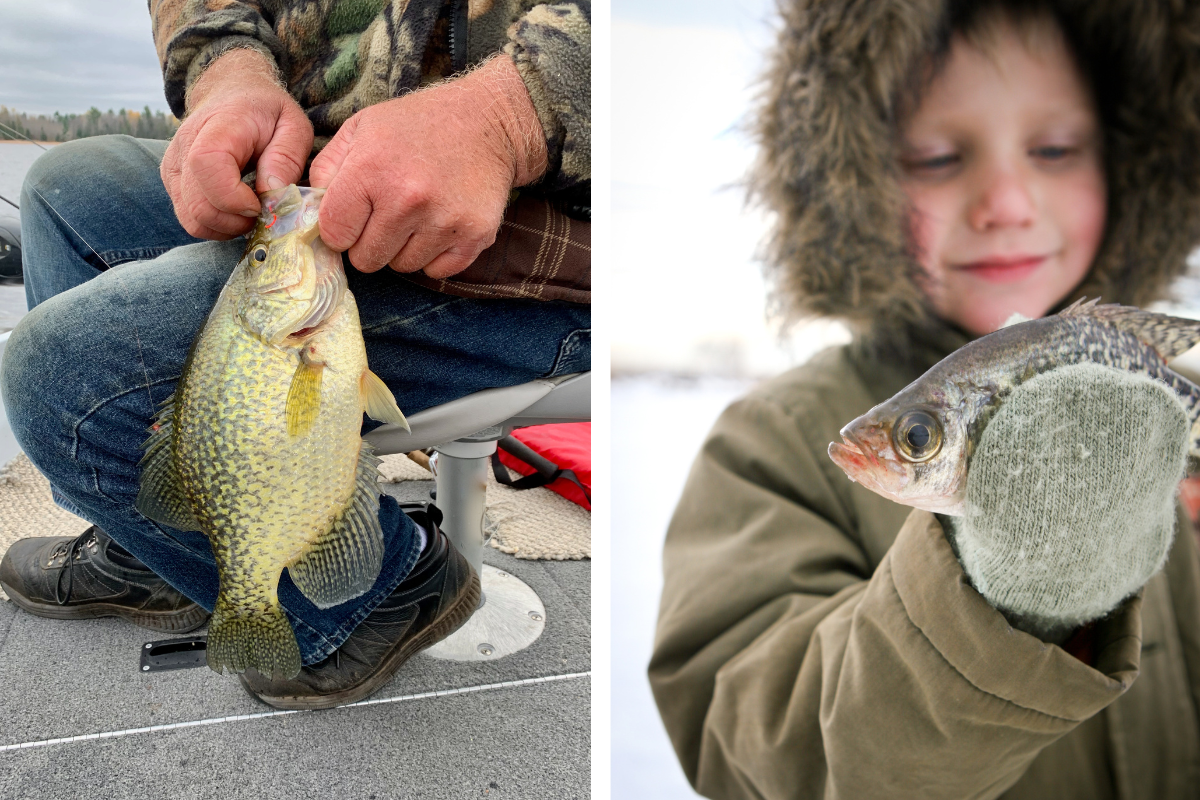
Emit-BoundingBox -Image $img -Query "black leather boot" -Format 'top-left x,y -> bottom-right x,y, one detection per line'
239,507 -> 480,710
0,526 -> 209,633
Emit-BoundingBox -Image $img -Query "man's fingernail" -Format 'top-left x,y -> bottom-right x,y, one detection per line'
265,174 -> 286,190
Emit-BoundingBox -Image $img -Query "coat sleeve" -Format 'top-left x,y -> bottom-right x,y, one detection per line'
502,1 -> 590,191
149,0 -> 284,120
648,389 -> 1143,800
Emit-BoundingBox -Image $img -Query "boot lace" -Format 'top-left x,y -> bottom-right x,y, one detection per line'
50,527 -> 100,605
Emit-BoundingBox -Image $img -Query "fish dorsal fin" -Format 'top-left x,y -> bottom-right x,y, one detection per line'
286,358 -> 323,438
136,394 -> 202,532
362,369 -> 410,431
285,443 -> 385,609
1062,299 -> 1200,360
1058,296 -> 1099,316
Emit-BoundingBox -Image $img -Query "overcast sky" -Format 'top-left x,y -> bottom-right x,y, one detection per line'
0,0 -> 170,117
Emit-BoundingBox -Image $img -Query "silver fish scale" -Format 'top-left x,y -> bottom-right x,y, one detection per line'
915,312 -> 1200,450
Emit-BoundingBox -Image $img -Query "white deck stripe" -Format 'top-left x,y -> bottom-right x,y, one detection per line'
0,671 -> 590,753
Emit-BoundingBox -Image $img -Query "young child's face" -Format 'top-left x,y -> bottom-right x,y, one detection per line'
898,22 -> 1106,336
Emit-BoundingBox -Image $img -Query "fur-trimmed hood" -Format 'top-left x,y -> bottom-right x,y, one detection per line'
752,0 -> 1200,347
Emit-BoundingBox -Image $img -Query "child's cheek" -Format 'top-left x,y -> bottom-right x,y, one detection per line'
1059,168 -> 1107,279
902,187 -> 944,277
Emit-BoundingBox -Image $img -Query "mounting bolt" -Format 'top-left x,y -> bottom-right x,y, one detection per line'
529,611 -> 542,621
478,643 -> 494,656
145,643 -> 153,649
142,665 -> 150,671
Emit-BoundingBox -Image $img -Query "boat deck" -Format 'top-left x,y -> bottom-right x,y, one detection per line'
0,451 -> 590,798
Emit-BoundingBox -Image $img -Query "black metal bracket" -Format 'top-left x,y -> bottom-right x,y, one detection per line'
140,636 -> 208,673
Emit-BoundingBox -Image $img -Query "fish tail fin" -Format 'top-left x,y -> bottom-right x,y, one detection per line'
1066,301 -> 1200,360
206,593 -> 301,680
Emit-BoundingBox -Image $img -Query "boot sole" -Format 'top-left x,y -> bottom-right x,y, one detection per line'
0,578 -> 210,633
250,566 -> 484,711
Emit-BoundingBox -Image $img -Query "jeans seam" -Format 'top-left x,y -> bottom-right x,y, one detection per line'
69,375 -> 179,460
101,247 -> 176,267
70,376 -> 179,504
544,327 -> 590,377
359,295 -> 462,334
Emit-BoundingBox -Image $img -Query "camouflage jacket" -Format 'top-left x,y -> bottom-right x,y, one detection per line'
149,0 -> 589,200
149,0 -> 590,303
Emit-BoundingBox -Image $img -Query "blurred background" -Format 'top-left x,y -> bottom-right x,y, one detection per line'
611,0 -> 851,796
0,0 -> 177,466
609,3 -> 1200,798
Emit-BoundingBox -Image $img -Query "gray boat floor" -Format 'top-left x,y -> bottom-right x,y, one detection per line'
0,479 -> 591,799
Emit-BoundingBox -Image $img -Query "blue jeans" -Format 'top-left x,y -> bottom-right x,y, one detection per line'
0,135 -> 590,665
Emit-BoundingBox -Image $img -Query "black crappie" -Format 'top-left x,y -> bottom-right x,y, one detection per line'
827,300 -> 1200,515
136,185 -> 408,679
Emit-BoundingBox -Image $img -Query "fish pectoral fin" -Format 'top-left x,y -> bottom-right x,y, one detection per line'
287,443 -> 385,609
286,358 -> 324,438
135,397 -> 202,532
362,369 -> 409,431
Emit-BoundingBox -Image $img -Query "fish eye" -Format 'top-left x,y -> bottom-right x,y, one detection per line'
252,246 -> 268,263
893,409 -> 942,463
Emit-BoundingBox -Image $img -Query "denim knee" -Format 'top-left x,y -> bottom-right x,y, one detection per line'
1,300 -> 76,471
21,137 -> 110,210
20,135 -> 166,210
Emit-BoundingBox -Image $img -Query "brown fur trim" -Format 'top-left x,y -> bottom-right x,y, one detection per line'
751,0 -> 1200,344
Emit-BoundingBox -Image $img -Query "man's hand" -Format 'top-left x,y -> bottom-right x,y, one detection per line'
309,55 -> 548,279
161,49 -> 314,240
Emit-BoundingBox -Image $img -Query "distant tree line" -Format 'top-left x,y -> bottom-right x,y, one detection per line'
0,106 -> 179,142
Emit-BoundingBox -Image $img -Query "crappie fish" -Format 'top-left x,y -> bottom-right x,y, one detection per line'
828,300 -> 1200,515
136,185 -> 409,679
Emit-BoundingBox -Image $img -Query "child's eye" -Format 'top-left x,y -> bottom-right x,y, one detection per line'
903,153 -> 960,173
1031,145 -> 1075,161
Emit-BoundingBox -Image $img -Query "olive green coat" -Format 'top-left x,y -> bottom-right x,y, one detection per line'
649,337 -> 1200,799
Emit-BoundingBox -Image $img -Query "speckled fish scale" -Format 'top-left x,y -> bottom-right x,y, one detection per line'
918,300 -> 1200,451
827,300 -> 1200,517
136,186 -> 408,680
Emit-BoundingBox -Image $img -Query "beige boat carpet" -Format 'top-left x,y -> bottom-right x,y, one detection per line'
0,450 -> 589,602
379,453 -> 591,561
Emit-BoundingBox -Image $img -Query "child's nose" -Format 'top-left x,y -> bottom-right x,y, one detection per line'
968,167 -> 1036,231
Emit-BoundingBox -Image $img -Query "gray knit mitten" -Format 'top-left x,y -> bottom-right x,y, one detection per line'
946,362 -> 1190,643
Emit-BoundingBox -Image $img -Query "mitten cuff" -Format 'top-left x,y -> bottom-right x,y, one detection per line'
892,509 -> 1140,720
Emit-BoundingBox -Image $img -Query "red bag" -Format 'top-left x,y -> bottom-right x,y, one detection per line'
494,422 -> 591,511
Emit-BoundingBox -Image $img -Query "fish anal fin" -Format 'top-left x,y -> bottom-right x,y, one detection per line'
362,369 -> 409,431
287,443 -> 385,609
135,395 -> 201,532
287,358 -> 323,437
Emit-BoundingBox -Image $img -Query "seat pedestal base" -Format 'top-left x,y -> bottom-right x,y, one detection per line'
424,565 -> 546,661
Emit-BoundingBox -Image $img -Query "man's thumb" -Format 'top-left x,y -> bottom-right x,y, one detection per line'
255,108 -> 314,193
308,115 -> 358,189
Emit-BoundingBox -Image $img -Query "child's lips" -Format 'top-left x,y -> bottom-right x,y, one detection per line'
953,254 -> 1048,283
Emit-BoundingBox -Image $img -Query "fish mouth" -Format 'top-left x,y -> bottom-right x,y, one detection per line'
828,422 -> 910,495
828,422 -> 884,472
843,428 -> 878,467
828,436 -> 872,478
